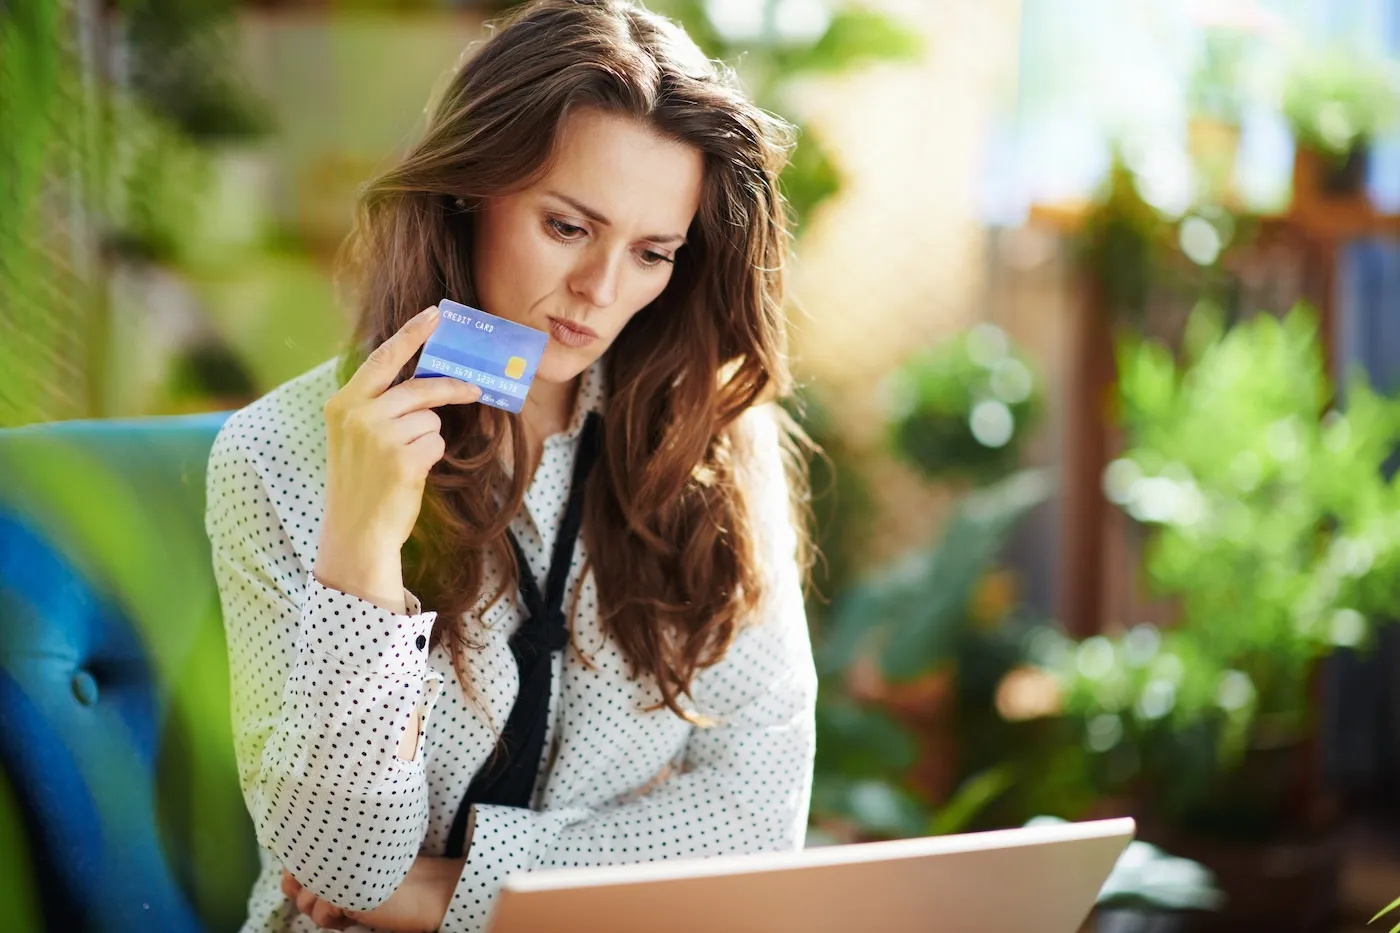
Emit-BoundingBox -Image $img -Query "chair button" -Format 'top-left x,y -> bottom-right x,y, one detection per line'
71,670 -> 99,706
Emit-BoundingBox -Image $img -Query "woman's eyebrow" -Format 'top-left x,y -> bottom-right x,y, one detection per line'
545,189 -> 686,245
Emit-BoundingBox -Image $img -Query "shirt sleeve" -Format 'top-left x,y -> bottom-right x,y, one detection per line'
205,425 -> 445,912
438,405 -> 818,933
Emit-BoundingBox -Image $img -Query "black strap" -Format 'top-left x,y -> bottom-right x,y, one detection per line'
444,411 -> 602,859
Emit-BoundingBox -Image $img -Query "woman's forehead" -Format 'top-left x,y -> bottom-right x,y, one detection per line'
532,109 -> 704,233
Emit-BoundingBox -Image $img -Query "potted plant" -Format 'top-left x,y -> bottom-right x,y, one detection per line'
809,326 -> 1048,836
810,463 -> 1055,839
1033,304 -> 1400,932
881,324 -> 1042,483
1186,29 -> 1250,204
1281,47 -> 1400,199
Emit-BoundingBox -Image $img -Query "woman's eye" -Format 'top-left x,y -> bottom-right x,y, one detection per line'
546,218 -> 586,240
639,250 -> 674,267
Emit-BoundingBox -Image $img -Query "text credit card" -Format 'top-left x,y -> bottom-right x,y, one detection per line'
414,299 -> 549,413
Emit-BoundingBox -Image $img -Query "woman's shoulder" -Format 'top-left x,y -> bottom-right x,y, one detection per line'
205,358 -> 343,564
210,356 -> 342,475
732,401 -> 804,569
734,401 -> 795,507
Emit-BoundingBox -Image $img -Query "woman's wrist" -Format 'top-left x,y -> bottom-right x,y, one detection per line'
313,527 -> 407,614
426,855 -> 469,928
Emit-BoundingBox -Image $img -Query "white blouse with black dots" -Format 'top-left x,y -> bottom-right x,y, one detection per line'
205,356 -> 818,933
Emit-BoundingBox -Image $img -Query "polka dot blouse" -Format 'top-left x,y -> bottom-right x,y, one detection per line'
204,356 -> 818,933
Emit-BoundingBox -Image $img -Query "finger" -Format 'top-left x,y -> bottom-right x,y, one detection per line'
406,428 -> 448,469
390,408 -> 443,446
344,305 -> 441,400
309,899 -> 348,929
373,375 -> 483,419
281,870 -> 301,899
296,888 -> 319,917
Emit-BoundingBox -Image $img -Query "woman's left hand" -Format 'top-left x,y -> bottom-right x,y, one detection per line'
283,854 -> 466,932
281,871 -> 350,930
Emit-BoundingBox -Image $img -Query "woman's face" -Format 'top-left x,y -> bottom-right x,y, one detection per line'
470,107 -> 705,385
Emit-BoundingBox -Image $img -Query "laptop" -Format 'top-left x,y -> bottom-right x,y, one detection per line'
487,816 -> 1135,933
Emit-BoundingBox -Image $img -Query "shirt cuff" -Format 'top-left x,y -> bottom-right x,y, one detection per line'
298,574 -> 438,677
437,803 -> 594,933
440,805 -> 535,933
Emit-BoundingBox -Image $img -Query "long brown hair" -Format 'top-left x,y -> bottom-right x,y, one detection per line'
336,0 -> 811,720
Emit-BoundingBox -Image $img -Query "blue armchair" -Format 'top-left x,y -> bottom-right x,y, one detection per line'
0,413 -> 260,933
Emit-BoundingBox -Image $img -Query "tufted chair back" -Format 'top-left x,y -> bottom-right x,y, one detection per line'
0,414 -> 259,933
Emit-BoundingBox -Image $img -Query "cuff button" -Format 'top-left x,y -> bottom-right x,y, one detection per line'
416,634 -> 427,651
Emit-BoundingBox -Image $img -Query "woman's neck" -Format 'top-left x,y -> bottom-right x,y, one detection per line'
520,375 -> 581,451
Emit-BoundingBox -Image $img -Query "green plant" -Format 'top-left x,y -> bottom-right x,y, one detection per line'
1282,46 -> 1400,163
1,0 -> 274,426
660,0 -> 922,233
1373,895 -> 1400,933
1188,30 -> 1252,126
809,468 -> 1053,838
1075,149 -> 1248,330
1,0 -> 92,426
1038,304 -> 1400,835
883,324 -> 1041,482
787,387 -> 875,629
1076,152 -> 1172,323
121,0 -> 274,144
821,468 -> 1052,682
807,318 -> 1052,840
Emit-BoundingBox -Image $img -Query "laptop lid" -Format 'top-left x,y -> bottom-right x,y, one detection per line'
487,816 -> 1135,933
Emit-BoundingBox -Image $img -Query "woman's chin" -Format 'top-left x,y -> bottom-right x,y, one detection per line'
534,347 -> 597,385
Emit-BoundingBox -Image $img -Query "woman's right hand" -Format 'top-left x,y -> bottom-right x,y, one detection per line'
314,305 -> 482,613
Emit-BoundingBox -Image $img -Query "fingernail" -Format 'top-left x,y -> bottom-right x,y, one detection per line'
419,305 -> 439,320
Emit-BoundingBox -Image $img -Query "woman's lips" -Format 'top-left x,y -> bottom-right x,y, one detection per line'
547,316 -> 598,348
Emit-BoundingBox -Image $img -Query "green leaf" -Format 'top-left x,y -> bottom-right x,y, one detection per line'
1370,894 -> 1400,924
782,7 -> 924,75
780,125 -> 841,236
928,766 -> 1015,836
814,697 -> 918,778
823,468 -> 1050,679
1116,336 -> 1177,421
811,774 -> 928,838
877,469 -> 1052,679
1181,301 -> 1225,367
820,545 -> 936,674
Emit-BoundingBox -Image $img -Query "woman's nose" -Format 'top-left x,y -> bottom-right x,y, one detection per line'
569,250 -> 621,309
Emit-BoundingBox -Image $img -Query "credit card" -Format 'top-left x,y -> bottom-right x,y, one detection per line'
413,299 -> 549,414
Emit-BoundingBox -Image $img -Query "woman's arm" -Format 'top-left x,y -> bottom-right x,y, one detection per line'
206,424 -> 444,912
208,311 -> 480,912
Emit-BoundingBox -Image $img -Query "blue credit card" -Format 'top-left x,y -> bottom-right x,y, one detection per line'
414,299 -> 549,413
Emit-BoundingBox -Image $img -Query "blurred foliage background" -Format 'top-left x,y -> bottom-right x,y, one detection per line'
8,0 -> 1400,931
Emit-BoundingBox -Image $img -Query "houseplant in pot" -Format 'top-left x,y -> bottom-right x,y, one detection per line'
1281,47 -> 1400,199
881,323 -> 1041,483
1185,27 -> 1252,204
1033,304 -> 1400,932
809,325 -> 1048,836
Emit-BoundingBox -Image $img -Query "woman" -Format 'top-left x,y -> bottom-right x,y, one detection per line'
206,1 -> 817,930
